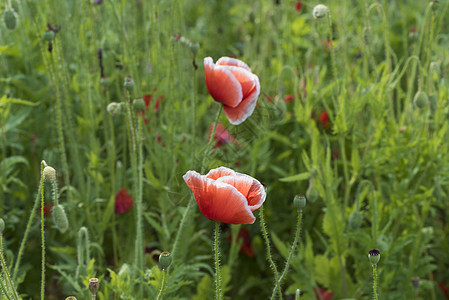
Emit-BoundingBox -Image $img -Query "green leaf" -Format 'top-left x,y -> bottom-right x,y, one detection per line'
279,172 -> 309,182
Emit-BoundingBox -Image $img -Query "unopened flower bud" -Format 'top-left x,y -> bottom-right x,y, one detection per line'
0,218 -> 4,235
413,90 -> 429,109
159,251 -> 172,270
189,42 -> 200,57
133,98 -> 145,112
53,205 -> 69,233
89,278 -> 99,295
107,102 -> 122,116
363,26 -> 373,45
293,194 -> 306,210
430,1 -> 439,12
124,76 -> 134,92
368,249 -> 380,266
348,210 -> 363,230
43,30 -> 55,42
306,184 -> 319,203
312,4 -> 328,19
2,9 -> 18,30
43,166 -> 57,183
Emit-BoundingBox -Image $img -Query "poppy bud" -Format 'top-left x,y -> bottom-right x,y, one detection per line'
306,184 -> 319,203
368,249 -> 380,266
0,218 -> 4,235
413,90 -> 429,109
43,166 -> 57,183
124,76 -> 134,92
88,278 -> 100,295
189,42 -> 200,57
159,251 -> 172,270
312,4 -> 328,19
2,9 -> 18,30
430,1 -> 439,11
293,194 -> 306,210
133,98 -> 145,112
107,102 -> 122,116
53,205 -> 69,233
348,210 -> 363,230
43,30 -> 56,42
363,26 -> 373,45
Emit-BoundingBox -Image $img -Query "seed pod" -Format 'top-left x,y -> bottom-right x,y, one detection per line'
293,194 -> 306,210
107,102 -> 122,116
159,251 -> 172,270
53,205 -> 69,233
88,278 -> 100,295
43,30 -> 56,42
189,42 -> 200,57
368,249 -> 380,266
2,9 -> 18,30
124,76 -> 134,92
430,0 -> 439,12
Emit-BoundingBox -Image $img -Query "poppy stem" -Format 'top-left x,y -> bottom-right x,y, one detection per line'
372,264 -> 379,300
40,163 -> 46,300
156,269 -> 167,300
259,206 -> 282,300
273,209 -> 303,298
201,105 -> 223,173
214,221 -> 223,300
0,233 -> 19,300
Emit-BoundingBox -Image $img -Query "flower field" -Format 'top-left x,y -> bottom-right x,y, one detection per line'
1,0 -> 449,299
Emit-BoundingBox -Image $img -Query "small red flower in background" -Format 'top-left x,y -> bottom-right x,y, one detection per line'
314,287 -> 334,300
39,203 -> 54,216
295,1 -> 302,11
115,188 -> 134,214
312,110 -> 330,130
204,57 -> 261,125
138,90 -> 163,124
439,282 -> 449,300
284,94 -> 295,103
183,167 -> 266,224
227,227 -> 255,257
209,122 -> 239,149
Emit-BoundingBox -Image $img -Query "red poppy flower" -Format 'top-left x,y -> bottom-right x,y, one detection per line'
314,287 -> 334,300
115,188 -> 134,214
183,167 -> 266,224
204,57 -> 261,125
295,1 -> 302,11
227,227 -> 255,257
439,282 -> 449,300
209,122 -> 239,149
284,94 -> 295,103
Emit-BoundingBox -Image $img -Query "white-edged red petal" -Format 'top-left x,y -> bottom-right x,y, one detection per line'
223,73 -> 260,125
217,173 -> 266,211
206,166 -> 236,180
216,57 -> 251,72
183,170 -> 256,224
204,57 -> 242,108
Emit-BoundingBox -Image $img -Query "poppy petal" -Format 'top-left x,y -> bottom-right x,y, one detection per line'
216,57 -> 251,72
204,57 -> 242,108
183,171 -> 256,224
223,74 -> 260,125
206,166 -> 236,180
227,66 -> 258,99
217,173 -> 266,211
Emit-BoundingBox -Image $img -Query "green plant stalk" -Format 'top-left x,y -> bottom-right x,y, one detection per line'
171,106 -> 223,261
259,206 -> 282,300
272,209 -> 303,299
372,264 -> 379,300
136,116 -> 144,270
0,277 -> 14,300
326,12 -> 338,83
0,235 -> 19,300
156,269 -> 167,300
214,221 -> 223,300
12,180 -> 43,282
295,289 -> 300,300
381,0 -> 391,73
40,164 -> 45,300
